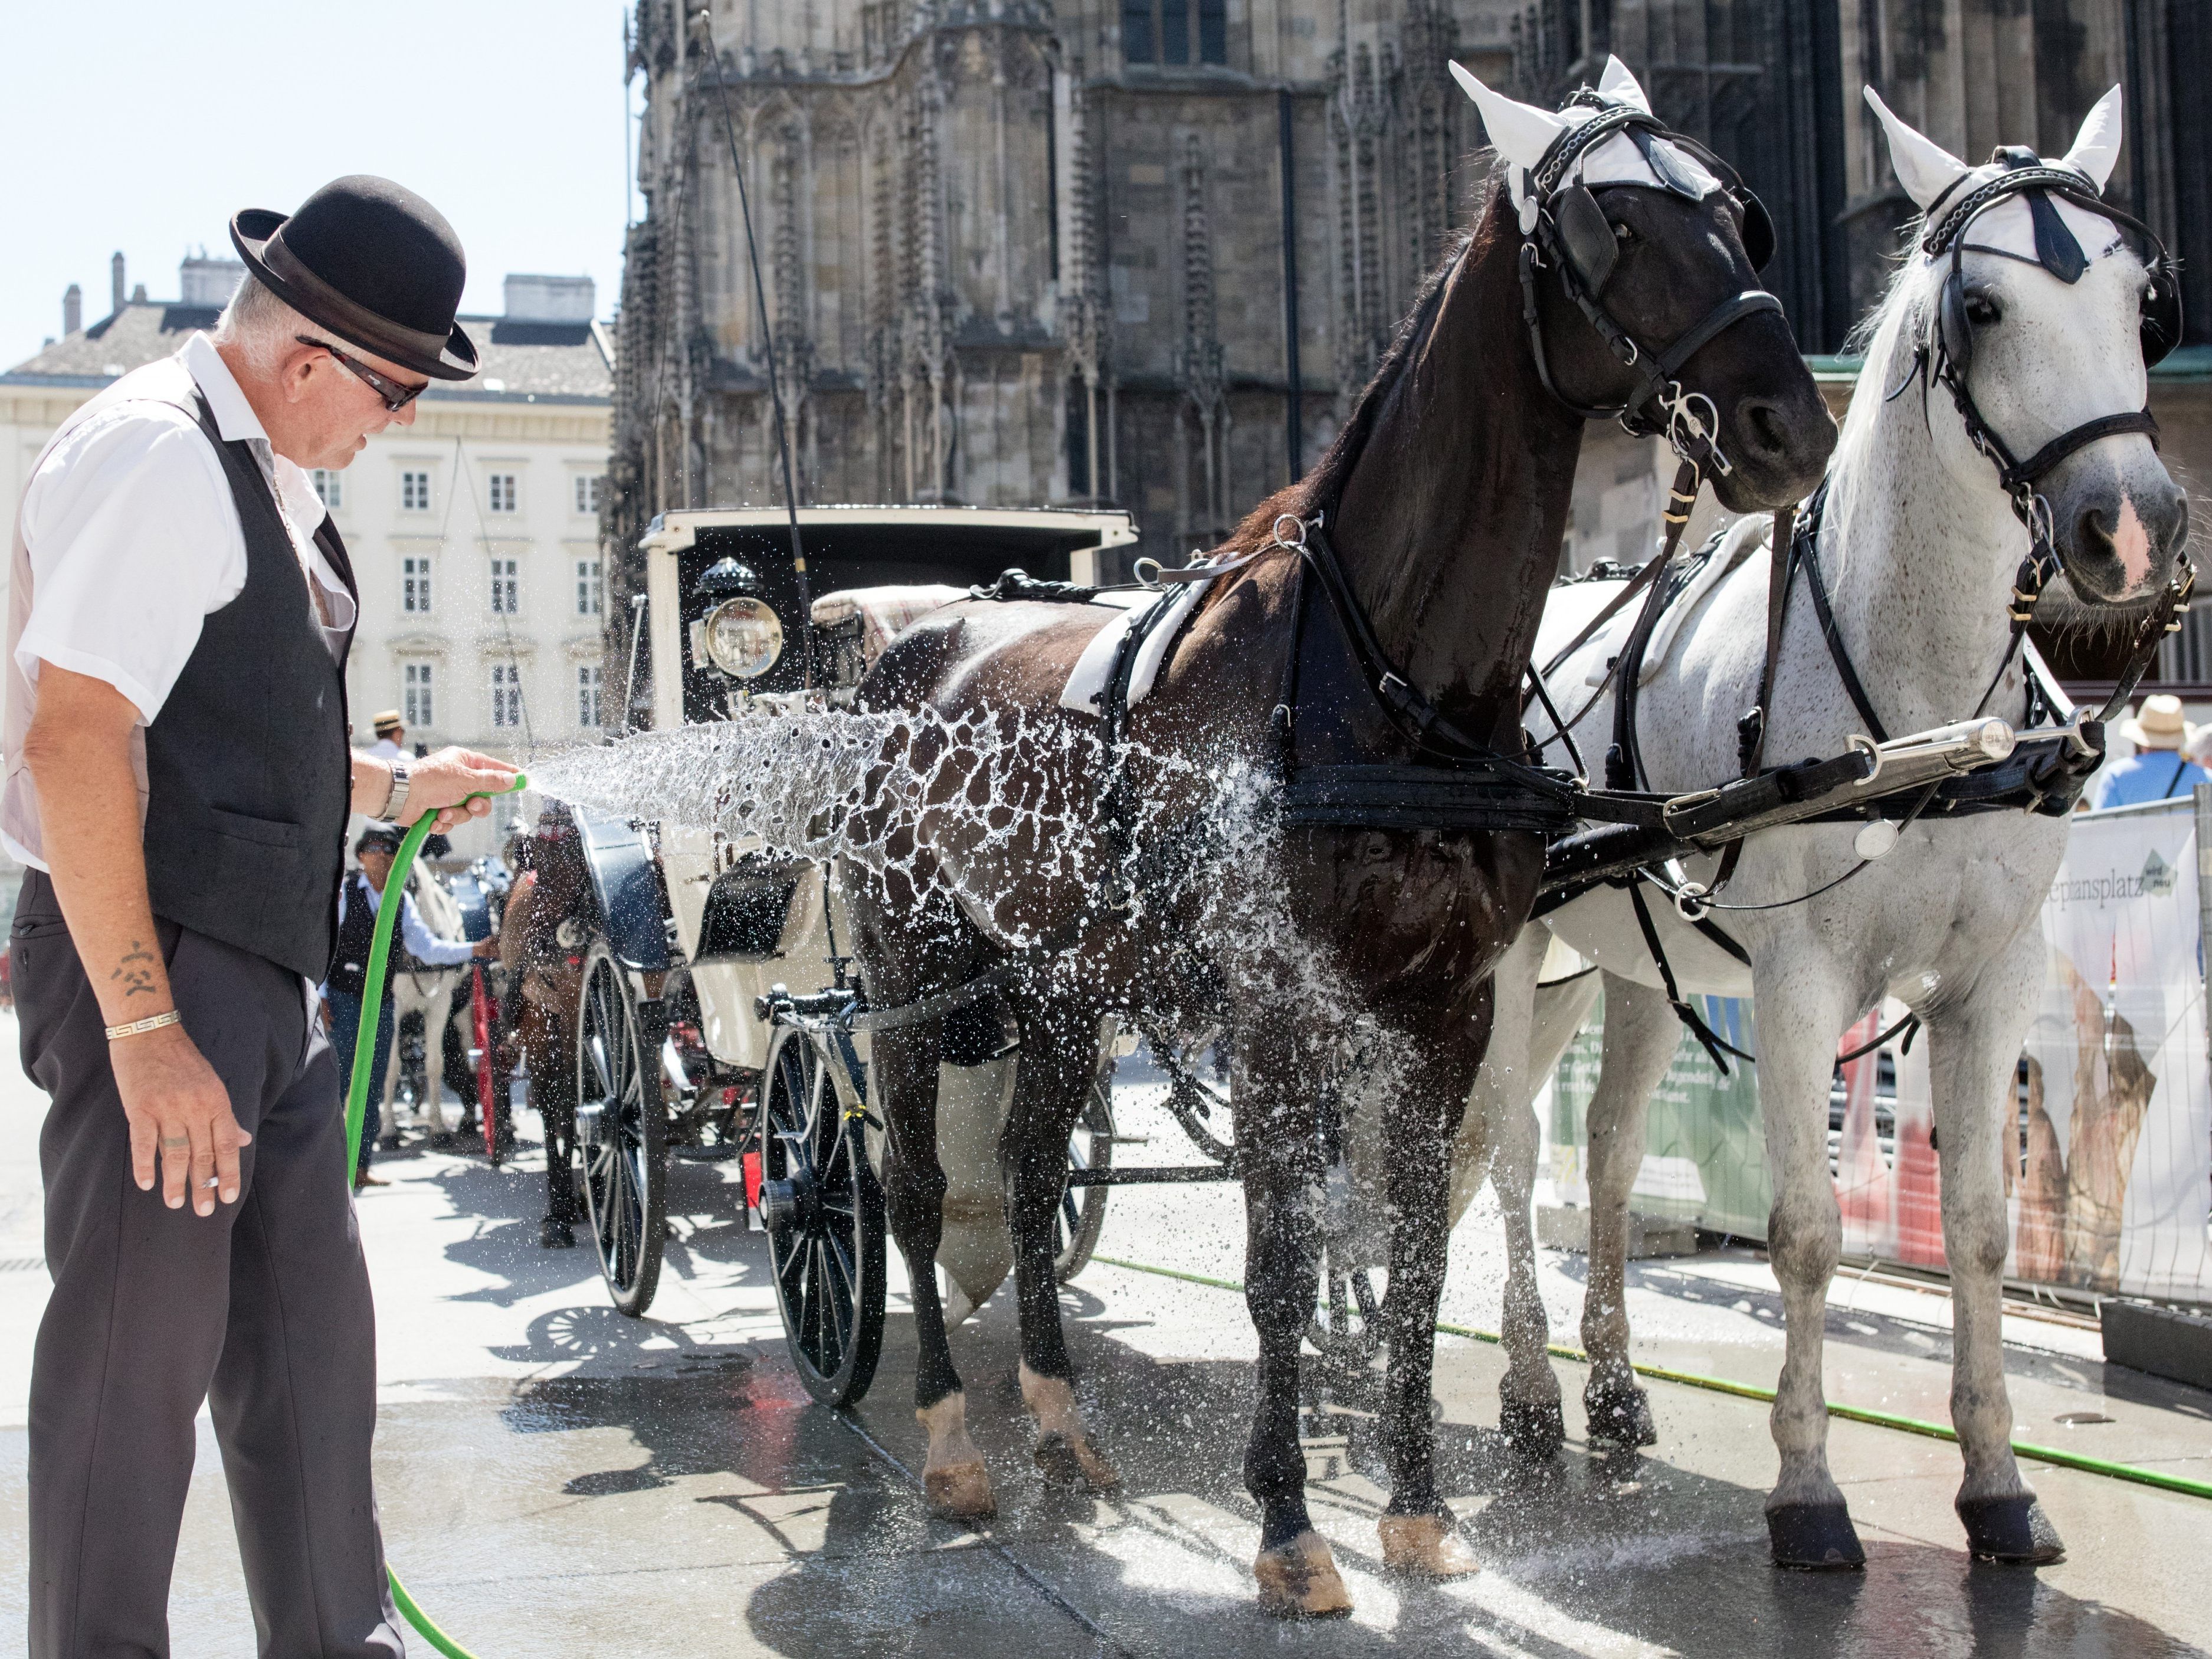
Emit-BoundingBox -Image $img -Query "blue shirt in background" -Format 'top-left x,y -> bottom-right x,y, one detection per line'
2094,749 -> 2211,809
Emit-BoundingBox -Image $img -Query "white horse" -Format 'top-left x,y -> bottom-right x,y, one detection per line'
380,864 -> 472,1141
1456,85 -> 2190,1569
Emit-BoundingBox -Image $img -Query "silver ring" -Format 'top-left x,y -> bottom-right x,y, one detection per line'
203,1177 -> 220,1188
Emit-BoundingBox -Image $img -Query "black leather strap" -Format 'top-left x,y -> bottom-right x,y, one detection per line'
1792,496 -> 1890,745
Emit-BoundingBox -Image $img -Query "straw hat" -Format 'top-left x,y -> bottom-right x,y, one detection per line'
2121,693 -> 2195,750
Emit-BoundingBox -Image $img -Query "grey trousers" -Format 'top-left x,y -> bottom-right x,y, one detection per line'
14,871 -> 402,1658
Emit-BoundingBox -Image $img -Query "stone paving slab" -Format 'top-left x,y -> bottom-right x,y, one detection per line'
0,1049 -> 2207,1655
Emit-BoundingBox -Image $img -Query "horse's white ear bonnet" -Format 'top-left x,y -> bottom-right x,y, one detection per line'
1450,56 -> 1721,211
1864,84 -> 2129,274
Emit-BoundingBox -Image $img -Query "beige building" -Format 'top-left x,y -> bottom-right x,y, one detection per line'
2,255 -> 615,861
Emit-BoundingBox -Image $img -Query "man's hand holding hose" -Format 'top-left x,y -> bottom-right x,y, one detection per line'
29,663 -> 519,1217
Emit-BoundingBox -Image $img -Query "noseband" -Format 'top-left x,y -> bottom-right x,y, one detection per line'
1910,156 -> 2191,716
1516,99 -> 1784,477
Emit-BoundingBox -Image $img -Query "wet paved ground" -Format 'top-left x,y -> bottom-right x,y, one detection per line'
0,1041 -> 2207,1656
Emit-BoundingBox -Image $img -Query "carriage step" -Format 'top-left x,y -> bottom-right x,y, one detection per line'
1067,1165 -> 1236,1186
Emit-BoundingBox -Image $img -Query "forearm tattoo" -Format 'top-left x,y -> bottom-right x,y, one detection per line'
110,940 -> 158,999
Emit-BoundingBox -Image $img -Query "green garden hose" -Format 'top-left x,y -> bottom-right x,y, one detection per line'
344,777 -> 525,1659
1093,1255 -> 2212,1503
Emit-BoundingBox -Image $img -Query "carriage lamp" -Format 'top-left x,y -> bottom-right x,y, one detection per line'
702,596 -> 785,680
692,558 -> 785,680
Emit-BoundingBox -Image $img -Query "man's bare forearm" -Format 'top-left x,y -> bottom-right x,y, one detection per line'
350,750 -> 396,818
24,671 -> 173,1024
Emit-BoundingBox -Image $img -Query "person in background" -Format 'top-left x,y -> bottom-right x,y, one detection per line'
2093,693 -> 2210,808
324,821 -> 490,1187
368,709 -> 405,760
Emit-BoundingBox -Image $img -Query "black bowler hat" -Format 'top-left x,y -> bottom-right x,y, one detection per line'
230,176 -> 479,381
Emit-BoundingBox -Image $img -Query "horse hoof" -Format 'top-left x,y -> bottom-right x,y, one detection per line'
1498,1395 -> 1566,1460
378,1134 -> 402,1152
1019,1364 -> 1119,1492
1957,1495 -> 2066,1565
1585,1380 -> 1658,1448
1034,1432 -> 1120,1493
539,1218 -> 575,1250
1253,1530 -> 1354,1619
1378,1512 -> 1482,1579
923,1460 -> 996,1521
1768,1502 -> 1866,1571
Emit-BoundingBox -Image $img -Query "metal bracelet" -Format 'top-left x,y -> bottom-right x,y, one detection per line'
106,1009 -> 182,1041
382,757 -> 411,822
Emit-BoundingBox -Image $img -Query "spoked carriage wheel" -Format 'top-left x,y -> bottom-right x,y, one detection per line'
473,963 -> 512,1166
1052,1076 -> 1115,1283
576,942 -> 667,1317
759,1023 -> 886,1407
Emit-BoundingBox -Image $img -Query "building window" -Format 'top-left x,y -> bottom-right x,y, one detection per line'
402,661 -> 434,729
487,472 -> 517,514
402,555 -> 432,614
490,662 -> 523,729
310,468 -> 342,510
1123,0 -> 1224,65
576,558 -> 604,617
574,474 -> 602,514
578,664 -> 604,729
490,558 -> 519,615
401,470 -> 431,513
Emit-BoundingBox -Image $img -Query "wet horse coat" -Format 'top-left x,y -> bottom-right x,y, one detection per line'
844,61 -> 1835,1614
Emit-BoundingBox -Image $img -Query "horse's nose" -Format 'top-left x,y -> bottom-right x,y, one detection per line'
1732,392 -> 1834,494
2075,478 -> 2188,582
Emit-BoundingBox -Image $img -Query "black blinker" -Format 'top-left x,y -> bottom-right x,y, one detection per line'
1738,191 -> 1776,273
1555,185 -> 1619,294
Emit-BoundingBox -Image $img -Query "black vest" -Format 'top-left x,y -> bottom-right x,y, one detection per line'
139,392 -> 356,982
325,871 -> 379,998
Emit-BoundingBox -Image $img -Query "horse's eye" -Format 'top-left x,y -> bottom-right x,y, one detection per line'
1964,293 -> 2002,328
1612,221 -> 1636,245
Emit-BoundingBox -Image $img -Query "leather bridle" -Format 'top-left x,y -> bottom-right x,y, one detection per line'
1515,98 -> 1785,479
1910,158 -> 2193,723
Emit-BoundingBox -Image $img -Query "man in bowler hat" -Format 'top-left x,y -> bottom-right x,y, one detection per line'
6,176 -> 519,1655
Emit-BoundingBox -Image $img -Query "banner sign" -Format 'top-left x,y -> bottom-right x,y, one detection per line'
1547,797 -> 2212,1301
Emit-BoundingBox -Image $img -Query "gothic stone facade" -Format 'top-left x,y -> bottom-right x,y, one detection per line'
608,0 -> 1519,595
608,2 -> 2212,651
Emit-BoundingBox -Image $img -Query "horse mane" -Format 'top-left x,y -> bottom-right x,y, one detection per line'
1215,169 -> 1510,558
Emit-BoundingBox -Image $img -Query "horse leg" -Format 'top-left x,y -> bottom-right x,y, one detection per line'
1755,968 -> 1863,1569
1003,996 -> 1118,1492
1459,930 -> 1564,1458
1237,1021 -> 1351,1618
421,981 -> 454,1135
1580,973 -> 1680,1448
878,1023 -> 992,1519
532,1008 -> 578,1248
1374,991 -> 1485,1581
1926,942 -> 2065,1564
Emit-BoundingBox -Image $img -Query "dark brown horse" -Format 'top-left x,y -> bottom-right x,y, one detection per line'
847,74 -> 1836,1614
500,807 -> 594,1250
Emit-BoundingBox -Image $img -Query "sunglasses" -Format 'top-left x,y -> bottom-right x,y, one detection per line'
297,336 -> 428,412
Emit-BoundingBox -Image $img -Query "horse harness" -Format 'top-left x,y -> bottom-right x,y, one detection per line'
1570,149 -> 2194,1072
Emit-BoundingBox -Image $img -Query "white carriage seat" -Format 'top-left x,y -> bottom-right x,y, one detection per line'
810,585 -> 969,668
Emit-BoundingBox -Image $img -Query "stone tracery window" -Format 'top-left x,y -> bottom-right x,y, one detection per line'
1123,0 -> 1225,67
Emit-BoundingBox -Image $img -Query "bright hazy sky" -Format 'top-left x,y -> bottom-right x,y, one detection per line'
1,1 -> 637,370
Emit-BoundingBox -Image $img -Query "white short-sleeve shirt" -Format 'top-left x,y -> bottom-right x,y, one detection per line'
2,333 -> 358,871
